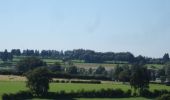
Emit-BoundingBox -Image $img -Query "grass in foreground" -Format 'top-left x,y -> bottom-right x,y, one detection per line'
0,81 -> 169,100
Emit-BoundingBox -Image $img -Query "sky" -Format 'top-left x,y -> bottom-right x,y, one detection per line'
0,0 -> 170,58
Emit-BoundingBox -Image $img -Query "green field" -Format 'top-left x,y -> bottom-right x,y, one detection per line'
0,81 -> 170,100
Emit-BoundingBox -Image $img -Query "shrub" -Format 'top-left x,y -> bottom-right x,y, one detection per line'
60,80 -> 66,83
157,94 -> 170,100
70,80 -> 101,84
2,93 -> 10,100
2,91 -> 33,100
140,89 -> 170,98
125,89 -> 132,97
140,89 -> 153,98
2,89 -> 132,99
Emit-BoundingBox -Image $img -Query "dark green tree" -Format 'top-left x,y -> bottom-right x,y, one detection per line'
163,53 -> 170,63
114,65 -> 123,81
95,66 -> 106,75
118,70 -> 130,82
130,64 -> 150,95
165,62 -> 170,83
26,67 -> 52,96
0,49 -> 13,62
49,62 -> 62,72
1,49 -> 8,62
11,49 -> 21,56
17,57 -> 46,73
67,65 -> 78,74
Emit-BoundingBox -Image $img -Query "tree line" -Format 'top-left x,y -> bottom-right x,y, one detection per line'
0,49 -> 169,64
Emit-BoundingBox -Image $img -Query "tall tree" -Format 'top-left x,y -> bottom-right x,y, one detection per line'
26,67 -> 52,96
163,53 -> 170,63
1,49 -> 8,62
95,66 -> 106,75
11,49 -> 21,56
67,65 -> 78,75
114,65 -> 123,81
130,64 -> 150,95
0,49 -> 13,62
165,62 -> 170,83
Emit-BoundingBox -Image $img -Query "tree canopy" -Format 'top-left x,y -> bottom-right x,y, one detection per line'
26,67 -> 52,96
130,64 -> 150,95
17,57 -> 46,73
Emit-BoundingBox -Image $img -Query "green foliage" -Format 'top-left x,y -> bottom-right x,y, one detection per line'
157,68 -> 165,77
140,89 -> 170,98
17,57 -> 46,73
0,49 -> 13,62
26,67 -> 52,96
95,66 -> 106,75
118,70 -> 130,82
157,94 -> 170,100
163,53 -> 169,63
2,91 -> 33,100
70,80 -> 101,84
2,89 -> 131,100
11,49 -> 21,56
160,76 -> 166,83
67,66 -> 78,75
130,64 -> 150,95
48,62 -> 62,72
164,62 -> 170,83
114,65 -> 123,81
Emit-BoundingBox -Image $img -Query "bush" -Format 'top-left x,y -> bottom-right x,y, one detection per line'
2,93 -> 10,100
2,89 -> 131,99
60,80 -> 66,83
140,89 -> 153,98
2,91 -> 33,100
125,89 -> 132,97
140,89 -> 170,98
52,80 -> 101,84
70,80 -> 101,84
157,94 -> 170,100
50,72 -> 111,80
165,82 -> 170,86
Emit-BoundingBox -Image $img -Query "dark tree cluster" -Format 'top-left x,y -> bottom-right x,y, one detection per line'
64,49 -> 135,63
11,49 -> 21,56
0,49 -> 13,62
16,57 -> 46,73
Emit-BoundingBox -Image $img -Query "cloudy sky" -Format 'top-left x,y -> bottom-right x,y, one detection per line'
0,0 -> 170,57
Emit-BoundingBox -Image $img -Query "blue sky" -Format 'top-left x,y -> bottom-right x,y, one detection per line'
0,0 -> 170,57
